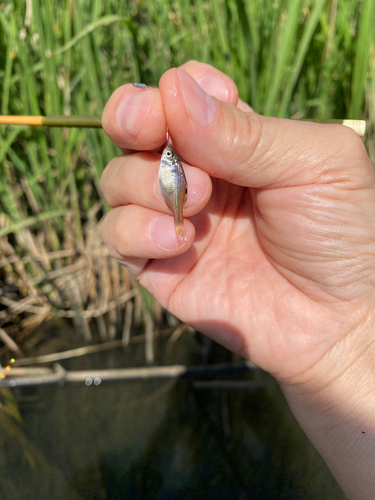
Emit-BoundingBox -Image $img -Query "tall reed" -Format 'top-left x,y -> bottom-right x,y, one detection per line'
0,0 -> 374,354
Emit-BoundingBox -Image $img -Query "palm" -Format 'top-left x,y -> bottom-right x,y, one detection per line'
139,178 -> 365,378
101,62 -> 375,381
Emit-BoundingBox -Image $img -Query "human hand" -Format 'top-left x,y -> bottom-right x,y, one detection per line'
101,61 -> 375,388
101,60 -> 375,497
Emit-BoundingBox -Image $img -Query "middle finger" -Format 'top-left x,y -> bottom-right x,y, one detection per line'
100,151 -> 212,215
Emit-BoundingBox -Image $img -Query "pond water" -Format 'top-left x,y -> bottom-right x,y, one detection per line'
0,321 -> 344,499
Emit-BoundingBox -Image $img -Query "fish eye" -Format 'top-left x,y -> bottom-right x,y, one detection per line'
166,151 -> 172,157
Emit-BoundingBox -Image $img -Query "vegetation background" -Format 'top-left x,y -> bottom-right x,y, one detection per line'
0,0 -> 374,348
0,1 -> 374,498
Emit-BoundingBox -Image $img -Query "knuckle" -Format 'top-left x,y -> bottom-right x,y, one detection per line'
99,165 -> 109,198
100,162 -> 116,203
101,211 -> 113,247
100,156 -> 128,206
329,126 -> 374,184
101,85 -> 128,134
101,209 -> 128,259
337,125 -> 367,157
112,209 -> 131,253
223,109 -> 264,183
179,60 -> 201,72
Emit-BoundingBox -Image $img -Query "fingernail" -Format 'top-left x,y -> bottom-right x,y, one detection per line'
150,216 -> 185,249
133,83 -> 158,89
197,76 -> 230,101
117,90 -> 154,137
177,69 -> 216,126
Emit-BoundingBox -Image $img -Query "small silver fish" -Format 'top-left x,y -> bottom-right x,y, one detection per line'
159,129 -> 188,243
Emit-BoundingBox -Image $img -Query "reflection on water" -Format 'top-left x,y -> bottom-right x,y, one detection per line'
0,321 -> 344,499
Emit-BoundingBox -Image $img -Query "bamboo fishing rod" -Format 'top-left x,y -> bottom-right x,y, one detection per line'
0,115 -> 102,128
0,115 -> 367,136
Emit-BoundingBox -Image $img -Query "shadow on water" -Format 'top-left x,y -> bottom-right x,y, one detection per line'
0,320 -> 344,500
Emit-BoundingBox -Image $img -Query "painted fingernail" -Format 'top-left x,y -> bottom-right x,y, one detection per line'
177,69 -> 216,126
133,83 -> 157,89
150,216 -> 185,249
197,76 -> 230,101
117,89 -> 154,137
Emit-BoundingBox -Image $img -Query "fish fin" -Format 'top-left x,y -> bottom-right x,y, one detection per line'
175,222 -> 187,244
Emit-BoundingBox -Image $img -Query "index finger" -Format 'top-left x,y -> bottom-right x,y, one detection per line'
101,84 -> 166,152
101,61 -> 241,153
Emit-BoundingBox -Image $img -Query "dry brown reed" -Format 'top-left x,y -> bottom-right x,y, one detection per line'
0,213 -> 162,362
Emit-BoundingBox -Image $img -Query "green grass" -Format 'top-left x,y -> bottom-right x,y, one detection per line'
0,0 -> 374,337
0,0 -> 374,223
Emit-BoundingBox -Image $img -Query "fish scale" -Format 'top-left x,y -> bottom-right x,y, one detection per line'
159,136 -> 188,244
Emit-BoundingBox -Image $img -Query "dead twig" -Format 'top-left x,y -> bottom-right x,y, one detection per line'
12,326 -> 179,366
0,327 -> 24,357
166,323 -> 191,354
0,361 -> 258,387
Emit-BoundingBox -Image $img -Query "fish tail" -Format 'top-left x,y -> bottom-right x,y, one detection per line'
174,222 -> 187,244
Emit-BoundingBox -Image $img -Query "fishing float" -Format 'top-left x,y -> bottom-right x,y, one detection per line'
0,115 -> 367,136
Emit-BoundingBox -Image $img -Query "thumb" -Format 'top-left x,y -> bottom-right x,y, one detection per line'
159,69 -> 369,189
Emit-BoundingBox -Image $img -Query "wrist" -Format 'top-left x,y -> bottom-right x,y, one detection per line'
280,318 -> 375,498
281,312 -> 375,410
